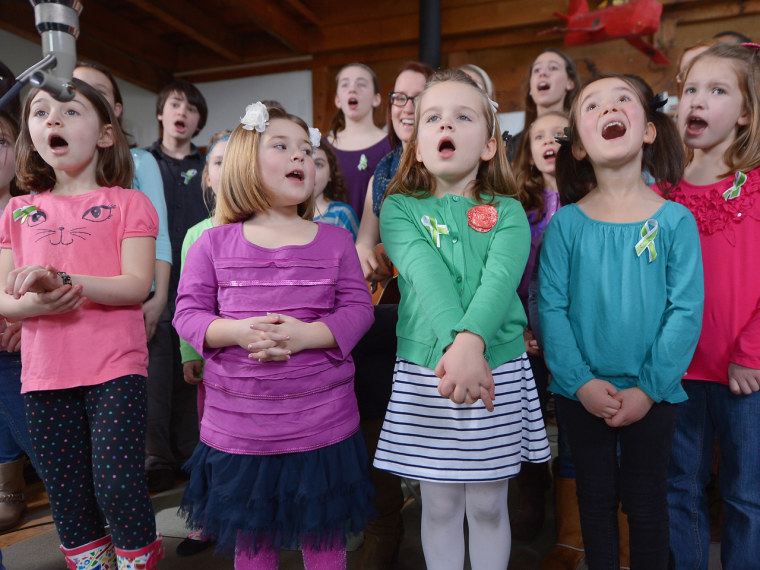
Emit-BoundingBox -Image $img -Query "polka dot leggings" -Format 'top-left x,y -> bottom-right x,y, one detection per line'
24,375 -> 156,550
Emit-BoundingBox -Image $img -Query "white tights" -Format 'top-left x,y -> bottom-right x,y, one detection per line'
420,480 -> 511,570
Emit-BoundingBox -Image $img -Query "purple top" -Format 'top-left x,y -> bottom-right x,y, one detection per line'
173,222 -> 374,455
518,189 -> 561,305
322,137 -> 391,220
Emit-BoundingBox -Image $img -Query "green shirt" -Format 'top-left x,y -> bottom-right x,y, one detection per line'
178,217 -> 214,364
379,192 -> 530,370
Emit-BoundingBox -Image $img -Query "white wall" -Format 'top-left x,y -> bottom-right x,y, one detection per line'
0,28 -> 313,149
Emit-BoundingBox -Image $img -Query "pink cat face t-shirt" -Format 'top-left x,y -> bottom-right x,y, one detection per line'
0,187 -> 158,392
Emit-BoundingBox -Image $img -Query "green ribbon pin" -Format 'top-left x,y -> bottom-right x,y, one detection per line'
723,171 -> 747,201
12,205 -> 37,224
635,219 -> 658,263
357,154 -> 368,171
421,215 -> 449,248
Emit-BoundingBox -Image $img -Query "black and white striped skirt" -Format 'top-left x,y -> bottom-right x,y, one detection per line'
373,354 -> 551,483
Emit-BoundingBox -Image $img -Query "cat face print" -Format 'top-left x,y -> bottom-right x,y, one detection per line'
13,203 -> 116,246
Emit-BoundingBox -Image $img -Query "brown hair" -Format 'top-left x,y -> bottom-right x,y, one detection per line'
201,128 -> 233,215
514,110 -> 568,216
386,61 -> 435,149
216,106 -> 314,224
676,39 -> 720,89
386,69 -> 521,204
556,74 -> 684,204
155,79 -> 208,137
680,43 -> 760,176
314,143 -> 348,203
523,48 -> 580,131
327,63 -> 382,141
15,78 -> 133,192
0,112 -> 21,197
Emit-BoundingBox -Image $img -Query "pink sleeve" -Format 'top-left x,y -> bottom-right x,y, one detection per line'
122,190 -> 159,240
732,298 -> 760,369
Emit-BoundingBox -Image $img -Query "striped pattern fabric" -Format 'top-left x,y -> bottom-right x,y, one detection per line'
374,355 -> 551,482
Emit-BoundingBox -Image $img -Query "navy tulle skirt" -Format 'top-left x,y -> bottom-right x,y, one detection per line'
179,430 -> 375,557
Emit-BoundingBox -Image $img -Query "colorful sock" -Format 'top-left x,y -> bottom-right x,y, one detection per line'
302,545 -> 346,570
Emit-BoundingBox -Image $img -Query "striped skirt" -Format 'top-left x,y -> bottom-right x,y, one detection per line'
373,354 -> 551,483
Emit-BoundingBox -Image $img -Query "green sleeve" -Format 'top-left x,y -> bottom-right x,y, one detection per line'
380,195 -> 465,351
179,224 -> 206,365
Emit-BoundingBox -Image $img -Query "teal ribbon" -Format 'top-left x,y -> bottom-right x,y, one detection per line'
421,215 -> 449,248
12,205 -> 37,224
635,219 -> 658,263
723,171 -> 747,201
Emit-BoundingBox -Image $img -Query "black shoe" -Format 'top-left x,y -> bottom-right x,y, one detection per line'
146,468 -> 175,493
176,536 -> 214,557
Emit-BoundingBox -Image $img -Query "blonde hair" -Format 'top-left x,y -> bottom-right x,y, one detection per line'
387,69 -> 521,204
201,129 -> 232,214
681,43 -> 760,175
215,106 -> 314,224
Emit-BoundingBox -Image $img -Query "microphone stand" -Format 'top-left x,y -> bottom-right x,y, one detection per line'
0,0 -> 82,111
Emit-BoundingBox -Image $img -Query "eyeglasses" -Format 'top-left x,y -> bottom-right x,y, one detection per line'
389,92 -> 416,107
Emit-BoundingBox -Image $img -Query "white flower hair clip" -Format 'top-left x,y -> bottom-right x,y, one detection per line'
240,102 -> 269,132
309,127 -> 321,148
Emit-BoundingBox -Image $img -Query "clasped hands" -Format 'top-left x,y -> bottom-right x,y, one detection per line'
5,264 -> 84,316
237,313 -> 307,362
575,379 -> 654,427
435,331 -> 496,412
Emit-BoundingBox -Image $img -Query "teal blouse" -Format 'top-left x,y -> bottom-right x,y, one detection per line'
538,201 -> 704,403
380,192 -> 530,370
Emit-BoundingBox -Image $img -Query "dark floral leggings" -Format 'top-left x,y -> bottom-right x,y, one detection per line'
24,375 -> 156,549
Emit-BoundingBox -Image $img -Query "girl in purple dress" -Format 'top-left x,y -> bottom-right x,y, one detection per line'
323,63 -> 391,220
173,103 -> 375,570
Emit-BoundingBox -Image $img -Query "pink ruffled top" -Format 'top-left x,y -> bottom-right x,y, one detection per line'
668,167 -> 760,384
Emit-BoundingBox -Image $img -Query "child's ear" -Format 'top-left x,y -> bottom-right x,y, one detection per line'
372,92 -> 381,108
566,79 -> 575,92
738,106 -> 750,127
571,142 -> 586,162
334,93 -> 341,109
97,124 -> 114,148
480,136 -> 497,162
643,121 -> 657,145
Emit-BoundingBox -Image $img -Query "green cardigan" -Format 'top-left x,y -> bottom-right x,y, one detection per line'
379,191 -> 530,370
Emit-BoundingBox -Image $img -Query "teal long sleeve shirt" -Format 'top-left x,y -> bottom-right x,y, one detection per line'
379,192 -> 530,370
538,201 -> 704,404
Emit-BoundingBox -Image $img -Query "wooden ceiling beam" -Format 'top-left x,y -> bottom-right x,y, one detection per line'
282,0 -> 321,26
123,0 -> 244,63
225,0 -> 311,54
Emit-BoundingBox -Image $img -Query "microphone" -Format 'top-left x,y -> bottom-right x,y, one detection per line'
28,0 -> 83,102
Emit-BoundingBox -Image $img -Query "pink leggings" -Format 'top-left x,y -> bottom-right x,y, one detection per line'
234,537 -> 346,570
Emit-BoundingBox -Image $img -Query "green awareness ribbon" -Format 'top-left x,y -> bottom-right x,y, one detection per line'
723,171 -> 747,201
357,154 -> 368,171
12,205 -> 37,224
635,219 -> 658,263
421,215 -> 449,248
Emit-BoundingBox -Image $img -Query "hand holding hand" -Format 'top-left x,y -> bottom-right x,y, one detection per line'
576,379 -> 621,418
6,264 -> 62,298
182,360 -> 203,385
30,283 -> 85,316
435,332 -> 495,412
728,361 -> 760,395
604,387 -> 654,427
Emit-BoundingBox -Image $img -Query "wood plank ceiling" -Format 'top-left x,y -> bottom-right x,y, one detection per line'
2,0 -> 760,126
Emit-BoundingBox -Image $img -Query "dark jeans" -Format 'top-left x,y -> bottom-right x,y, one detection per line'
0,351 -> 38,471
24,375 -> 156,549
557,396 -> 677,570
145,305 -> 198,472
